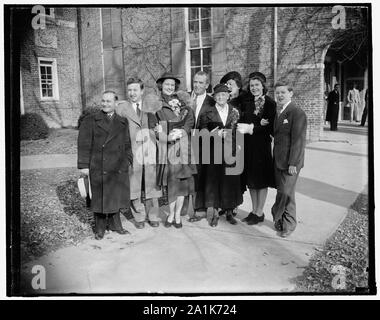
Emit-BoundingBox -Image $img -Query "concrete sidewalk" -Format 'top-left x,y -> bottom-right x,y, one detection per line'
20,123 -> 368,294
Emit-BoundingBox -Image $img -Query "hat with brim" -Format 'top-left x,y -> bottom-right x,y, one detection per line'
213,83 -> 230,95
220,71 -> 242,85
248,71 -> 267,83
77,175 -> 92,200
156,72 -> 181,85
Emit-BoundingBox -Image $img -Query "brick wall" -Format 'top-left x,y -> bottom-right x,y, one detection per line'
224,7 -> 274,91
121,7 -> 172,95
20,7 -> 82,128
78,8 -> 103,108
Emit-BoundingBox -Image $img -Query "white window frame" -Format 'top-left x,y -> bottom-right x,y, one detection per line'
38,57 -> 59,101
185,7 -> 212,92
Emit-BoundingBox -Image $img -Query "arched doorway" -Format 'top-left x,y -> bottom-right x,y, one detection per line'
324,40 -> 368,122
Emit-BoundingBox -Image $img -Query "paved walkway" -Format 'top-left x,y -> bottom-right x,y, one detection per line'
20,122 -> 368,294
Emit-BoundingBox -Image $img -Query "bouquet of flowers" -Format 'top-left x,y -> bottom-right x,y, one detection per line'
229,107 -> 240,129
168,98 -> 182,117
253,96 -> 265,117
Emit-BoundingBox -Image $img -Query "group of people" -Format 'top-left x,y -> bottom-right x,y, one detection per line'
77,70 -> 307,240
325,82 -> 368,131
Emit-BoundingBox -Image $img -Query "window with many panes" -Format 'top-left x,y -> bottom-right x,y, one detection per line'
38,58 -> 59,100
187,7 -> 212,87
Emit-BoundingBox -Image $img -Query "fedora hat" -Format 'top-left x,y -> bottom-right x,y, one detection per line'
156,72 -> 181,85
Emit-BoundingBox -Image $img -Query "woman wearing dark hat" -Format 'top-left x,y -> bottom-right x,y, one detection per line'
196,83 -> 243,227
150,72 -> 196,228
237,71 -> 276,225
218,71 -> 246,218
219,71 -> 246,112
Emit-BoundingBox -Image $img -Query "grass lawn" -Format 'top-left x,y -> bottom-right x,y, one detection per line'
21,128 -> 78,156
293,191 -> 370,292
21,168 -> 93,264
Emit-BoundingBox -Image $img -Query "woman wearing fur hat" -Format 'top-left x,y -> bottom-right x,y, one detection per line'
150,72 -> 196,228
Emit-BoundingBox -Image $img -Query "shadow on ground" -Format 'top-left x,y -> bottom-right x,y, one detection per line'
56,179 -> 95,231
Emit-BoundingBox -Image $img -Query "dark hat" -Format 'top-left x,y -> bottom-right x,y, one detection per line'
220,71 -> 242,86
248,71 -> 267,83
213,83 -> 230,95
156,72 -> 181,85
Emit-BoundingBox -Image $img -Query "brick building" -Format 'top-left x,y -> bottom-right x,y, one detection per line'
18,6 -> 369,139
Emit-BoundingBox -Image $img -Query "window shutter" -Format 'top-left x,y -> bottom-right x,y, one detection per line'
211,8 -> 227,85
171,8 -> 186,89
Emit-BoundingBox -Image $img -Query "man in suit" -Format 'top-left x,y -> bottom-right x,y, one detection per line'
115,78 -> 162,228
325,84 -> 340,131
78,91 -> 132,240
271,82 -> 307,238
181,71 -> 215,222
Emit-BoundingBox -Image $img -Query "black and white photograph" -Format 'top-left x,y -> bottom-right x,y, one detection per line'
4,2 -> 376,299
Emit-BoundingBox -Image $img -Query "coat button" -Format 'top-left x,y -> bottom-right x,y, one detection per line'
103,171 -> 107,174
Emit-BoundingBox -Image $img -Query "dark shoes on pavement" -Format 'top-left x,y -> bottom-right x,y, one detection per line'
226,211 -> 237,225
274,219 -> 295,238
164,216 -> 182,228
146,219 -> 159,228
274,219 -> 283,232
173,220 -> 183,229
280,229 -> 294,238
219,209 -> 237,217
95,232 -> 104,240
95,228 -> 130,240
246,213 -> 265,225
209,213 -> 219,227
114,229 -> 130,235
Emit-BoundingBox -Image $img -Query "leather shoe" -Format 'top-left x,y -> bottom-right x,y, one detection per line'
114,229 -> 130,235
95,232 -> 104,240
189,215 -> 202,222
173,220 -> 183,229
129,218 -> 144,229
209,214 -> 219,227
247,213 -> 265,225
226,211 -> 237,225
242,212 -> 255,222
164,216 -> 173,228
280,229 -> 294,238
274,220 -> 283,232
146,219 -> 159,228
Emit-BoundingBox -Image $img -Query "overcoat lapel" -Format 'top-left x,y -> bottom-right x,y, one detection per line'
104,114 -> 125,145
95,112 -> 110,133
123,101 -> 141,126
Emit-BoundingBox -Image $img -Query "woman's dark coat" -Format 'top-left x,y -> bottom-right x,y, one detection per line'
77,111 -> 133,214
195,103 -> 243,210
239,93 -> 276,190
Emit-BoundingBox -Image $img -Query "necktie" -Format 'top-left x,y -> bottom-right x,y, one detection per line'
276,105 -> 283,116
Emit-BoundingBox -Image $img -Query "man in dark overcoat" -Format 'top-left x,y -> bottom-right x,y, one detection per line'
78,91 -> 133,240
271,82 -> 307,238
325,84 -> 340,131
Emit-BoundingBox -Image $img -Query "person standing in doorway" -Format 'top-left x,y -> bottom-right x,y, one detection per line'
325,83 -> 340,131
347,83 -> 361,122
